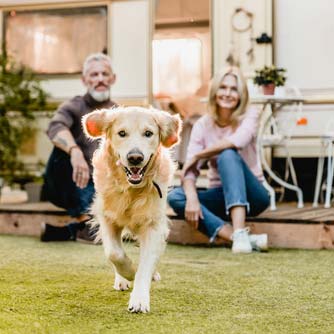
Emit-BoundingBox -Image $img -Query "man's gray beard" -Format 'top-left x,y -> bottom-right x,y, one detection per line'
88,89 -> 110,102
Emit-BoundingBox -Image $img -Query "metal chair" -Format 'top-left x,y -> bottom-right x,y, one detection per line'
313,120 -> 334,208
256,87 -> 304,210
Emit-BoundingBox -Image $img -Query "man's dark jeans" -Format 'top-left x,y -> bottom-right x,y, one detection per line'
42,147 -> 95,217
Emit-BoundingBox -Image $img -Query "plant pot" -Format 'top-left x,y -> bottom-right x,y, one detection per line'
24,182 -> 42,203
262,83 -> 275,95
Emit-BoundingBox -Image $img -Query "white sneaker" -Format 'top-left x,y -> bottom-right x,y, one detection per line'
249,234 -> 268,252
231,228 -> 252,254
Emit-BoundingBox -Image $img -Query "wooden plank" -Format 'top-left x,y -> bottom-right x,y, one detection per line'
260,206 -> 317,219
168,219 -> 334,249
0,202 -> 66,214
248,222 -> 334,249
0,213 -> 70,237
168,219 -> 226,246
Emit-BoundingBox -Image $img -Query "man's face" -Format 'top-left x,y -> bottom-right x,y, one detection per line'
82,60 -> 116,102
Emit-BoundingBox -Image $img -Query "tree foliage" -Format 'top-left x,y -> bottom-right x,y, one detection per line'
0,47 -> 48,182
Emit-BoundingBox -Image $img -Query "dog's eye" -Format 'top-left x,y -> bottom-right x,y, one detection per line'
118,130 -> 126,137
144,130 -> 153,138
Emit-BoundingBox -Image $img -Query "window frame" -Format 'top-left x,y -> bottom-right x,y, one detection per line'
1,1 -> 111,77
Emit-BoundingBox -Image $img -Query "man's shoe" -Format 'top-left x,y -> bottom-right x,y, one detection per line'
249,234 -> 268,251
76,224 -> 100,245
40,223 -> 72,242
231,228 -> 252,254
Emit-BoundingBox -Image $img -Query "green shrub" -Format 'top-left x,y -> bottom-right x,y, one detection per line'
0,46 -> 48,183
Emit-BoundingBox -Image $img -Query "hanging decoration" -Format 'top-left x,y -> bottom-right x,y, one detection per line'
226,7 -> 254,67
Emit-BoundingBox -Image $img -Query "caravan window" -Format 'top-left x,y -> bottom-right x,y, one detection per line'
153,38 -> 203,97
4,6 -> 107,74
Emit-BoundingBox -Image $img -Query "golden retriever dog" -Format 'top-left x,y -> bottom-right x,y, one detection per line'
82,106 -> 182,313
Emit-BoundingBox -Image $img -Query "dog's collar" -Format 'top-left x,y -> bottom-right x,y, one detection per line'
152,181 -> 162,199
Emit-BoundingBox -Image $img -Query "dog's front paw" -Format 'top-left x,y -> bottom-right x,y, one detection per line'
128,292 -> 150,313
114,274 -> 131,291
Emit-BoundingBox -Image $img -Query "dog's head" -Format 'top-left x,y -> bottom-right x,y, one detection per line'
83,106 -> 182,186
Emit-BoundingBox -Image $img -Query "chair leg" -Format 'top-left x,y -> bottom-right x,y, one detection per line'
324,141 -> 334,208
313,157 -> 325,207
260,144 -> 304,208
262,179 -> 276,211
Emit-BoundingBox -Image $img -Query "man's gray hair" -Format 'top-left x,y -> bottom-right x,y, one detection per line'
82,53 -> 113,76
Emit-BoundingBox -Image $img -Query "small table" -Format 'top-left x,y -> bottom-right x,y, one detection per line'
251,95 -> 305,210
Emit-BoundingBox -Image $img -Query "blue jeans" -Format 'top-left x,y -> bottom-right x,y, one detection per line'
167,149 -> 270,242
43,147 -> 95,218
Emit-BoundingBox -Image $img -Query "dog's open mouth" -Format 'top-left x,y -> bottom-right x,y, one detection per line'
122,155 -> 152,185
124,166 -> 145,184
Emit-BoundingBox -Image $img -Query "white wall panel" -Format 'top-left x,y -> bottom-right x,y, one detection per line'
275,0 -> 334,93
110,0 -> 150,100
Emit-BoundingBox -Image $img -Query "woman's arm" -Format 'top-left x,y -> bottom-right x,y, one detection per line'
181,117 -> 206,179
226,106 -> 260,149
195,138 -> 235,160
182,137 -> 235,178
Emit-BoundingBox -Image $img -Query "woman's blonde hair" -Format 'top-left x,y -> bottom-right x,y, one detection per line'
208,66 -> 249,128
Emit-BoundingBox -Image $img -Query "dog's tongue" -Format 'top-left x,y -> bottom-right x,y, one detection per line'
130,167 -> 141,180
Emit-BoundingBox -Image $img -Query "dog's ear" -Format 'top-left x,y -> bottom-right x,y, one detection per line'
153,109 -> 182,148
82,109 -> 107,138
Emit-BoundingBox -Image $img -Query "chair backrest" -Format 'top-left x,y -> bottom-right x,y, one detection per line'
272,86 -> 303,140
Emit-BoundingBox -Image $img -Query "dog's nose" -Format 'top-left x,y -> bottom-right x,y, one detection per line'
127,149 -> 144,166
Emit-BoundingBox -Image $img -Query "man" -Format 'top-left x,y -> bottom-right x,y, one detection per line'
41,53 -> 117,242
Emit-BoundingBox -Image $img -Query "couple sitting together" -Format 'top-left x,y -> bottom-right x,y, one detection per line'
42,52 -> 269,253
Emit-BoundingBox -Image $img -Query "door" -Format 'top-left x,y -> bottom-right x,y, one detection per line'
212,0 -> 273,77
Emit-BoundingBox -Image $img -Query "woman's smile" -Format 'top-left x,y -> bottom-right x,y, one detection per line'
216,74 -> 240,110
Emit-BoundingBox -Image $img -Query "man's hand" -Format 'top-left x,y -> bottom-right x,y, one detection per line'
70,147 -> 89,189
185,197 -> 203,230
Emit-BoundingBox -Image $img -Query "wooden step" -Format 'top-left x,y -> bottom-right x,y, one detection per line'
0,202 -> 70,237
1,202 -> 334,249
169,219 -> 334,249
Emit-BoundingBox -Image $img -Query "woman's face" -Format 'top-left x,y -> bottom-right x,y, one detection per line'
215,74 -> 240,111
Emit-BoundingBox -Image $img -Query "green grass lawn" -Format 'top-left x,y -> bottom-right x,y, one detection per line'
0,235 -> 333,334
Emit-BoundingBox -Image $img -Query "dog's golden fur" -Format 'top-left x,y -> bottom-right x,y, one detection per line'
83,106 -> 181,313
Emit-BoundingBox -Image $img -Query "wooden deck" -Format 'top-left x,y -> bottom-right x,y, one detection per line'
0,201 -> 334,249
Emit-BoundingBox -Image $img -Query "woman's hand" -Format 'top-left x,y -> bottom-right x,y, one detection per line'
185,197 -> 203,230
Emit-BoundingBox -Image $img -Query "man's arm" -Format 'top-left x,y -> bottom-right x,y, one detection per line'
52,129 -> 78,154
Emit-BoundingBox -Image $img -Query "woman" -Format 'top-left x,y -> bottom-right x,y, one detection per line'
168,66 -> 270,253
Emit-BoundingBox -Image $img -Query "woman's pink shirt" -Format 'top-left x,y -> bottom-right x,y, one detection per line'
184,106 -> 264,187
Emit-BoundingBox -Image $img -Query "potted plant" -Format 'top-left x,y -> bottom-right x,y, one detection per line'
253,65 -> 287,95
0,45 -> 48,186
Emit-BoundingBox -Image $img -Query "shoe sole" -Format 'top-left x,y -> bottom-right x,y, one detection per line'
255,235 -> 268,252
232,248 -> 252,254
